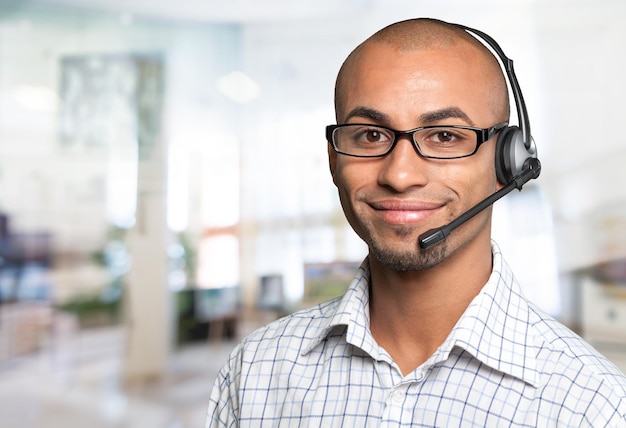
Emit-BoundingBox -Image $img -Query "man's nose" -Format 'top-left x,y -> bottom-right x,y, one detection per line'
377,136 -> 430,192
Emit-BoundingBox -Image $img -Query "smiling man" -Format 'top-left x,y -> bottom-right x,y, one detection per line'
207,18 -> 626,427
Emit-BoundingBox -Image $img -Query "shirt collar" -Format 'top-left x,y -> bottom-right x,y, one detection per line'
302,242 -> 540,387
302,259 -> 380,357
431,241 -> 540,387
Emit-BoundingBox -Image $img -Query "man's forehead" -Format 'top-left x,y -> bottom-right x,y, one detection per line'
339,43 -> 482,102
335,30 -> 509,123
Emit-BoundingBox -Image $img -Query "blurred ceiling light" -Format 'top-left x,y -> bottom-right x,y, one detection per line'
217,71 -> 261,103
13,85 -> 59,112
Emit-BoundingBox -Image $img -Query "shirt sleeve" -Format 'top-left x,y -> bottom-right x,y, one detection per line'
205,351 -> 240,428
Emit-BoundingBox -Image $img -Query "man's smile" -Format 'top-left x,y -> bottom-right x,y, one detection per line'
368,199 -> 444,225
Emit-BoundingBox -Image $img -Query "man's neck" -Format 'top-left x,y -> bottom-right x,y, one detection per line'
368,239 -> 493,376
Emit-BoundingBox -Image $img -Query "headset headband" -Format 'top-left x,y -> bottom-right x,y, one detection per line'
456,25 -> 532,150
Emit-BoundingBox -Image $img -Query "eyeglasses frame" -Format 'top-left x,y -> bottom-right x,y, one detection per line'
326,122 -> 509,160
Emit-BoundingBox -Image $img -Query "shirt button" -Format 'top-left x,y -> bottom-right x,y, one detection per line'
392,389 -> 404,403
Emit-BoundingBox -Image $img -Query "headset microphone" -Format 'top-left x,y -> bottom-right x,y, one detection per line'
418,157 -> 541,250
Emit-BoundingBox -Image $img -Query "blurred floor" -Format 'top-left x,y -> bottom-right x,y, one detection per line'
0,326 -> 238,428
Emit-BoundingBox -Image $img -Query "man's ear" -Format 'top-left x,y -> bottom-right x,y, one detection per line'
328,143 -> 338,186
495,175 -> 505,191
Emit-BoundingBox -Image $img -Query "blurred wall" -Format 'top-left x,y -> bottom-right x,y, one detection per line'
0,4 -> 239,255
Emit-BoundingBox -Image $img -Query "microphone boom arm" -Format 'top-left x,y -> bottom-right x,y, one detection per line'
418,158 -> 541,250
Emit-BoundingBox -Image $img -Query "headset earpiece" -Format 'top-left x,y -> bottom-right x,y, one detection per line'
495,127 -> 515,185
495,126 -> 537,185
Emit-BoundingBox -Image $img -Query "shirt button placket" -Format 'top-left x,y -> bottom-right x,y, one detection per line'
391,389 -> 404,403
380,386 -> 406,426
381,373 -> 425,425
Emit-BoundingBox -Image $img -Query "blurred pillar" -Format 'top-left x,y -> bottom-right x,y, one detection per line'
124,182 -> 170,382
123,58 -> 171,383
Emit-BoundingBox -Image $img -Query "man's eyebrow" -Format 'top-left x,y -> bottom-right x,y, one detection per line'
343,107 -> 390,123
343,106 -> 474,127
418,107 -> 474,126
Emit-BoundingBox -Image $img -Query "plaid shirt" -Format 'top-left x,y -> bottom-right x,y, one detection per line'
207,242 -> 626,427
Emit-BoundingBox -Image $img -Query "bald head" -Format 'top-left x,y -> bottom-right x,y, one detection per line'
334,18 -> 509,123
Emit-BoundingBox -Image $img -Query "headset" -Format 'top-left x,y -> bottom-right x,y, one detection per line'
456,24 -> 540,186
417,23 -> 542,249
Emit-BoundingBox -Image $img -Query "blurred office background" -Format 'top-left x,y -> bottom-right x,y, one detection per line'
1,0 -> 625,426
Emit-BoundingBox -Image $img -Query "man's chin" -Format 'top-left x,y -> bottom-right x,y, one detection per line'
370,240 -> 448,272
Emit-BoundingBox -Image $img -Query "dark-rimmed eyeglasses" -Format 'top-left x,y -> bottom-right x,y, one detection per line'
326,122 -> 508,159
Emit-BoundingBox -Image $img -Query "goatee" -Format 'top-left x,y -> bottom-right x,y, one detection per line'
369,235 -> 448,271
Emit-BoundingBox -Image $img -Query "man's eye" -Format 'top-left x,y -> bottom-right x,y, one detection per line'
352,128 -> 390,144
365,130 -> 384,142
421,128 -> 471,146
433,131 -> 456,143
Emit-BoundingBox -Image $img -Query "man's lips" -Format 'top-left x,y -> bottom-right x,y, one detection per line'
369,200 -> 444,225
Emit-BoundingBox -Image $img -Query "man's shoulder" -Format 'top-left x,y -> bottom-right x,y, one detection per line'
527,303 -> 626,397
491,247 -> 625,396
239,297 -> 343,353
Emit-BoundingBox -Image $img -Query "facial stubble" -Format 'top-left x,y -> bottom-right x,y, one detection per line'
367,225 -> 449,272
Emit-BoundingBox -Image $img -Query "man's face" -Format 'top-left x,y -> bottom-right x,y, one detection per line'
329,42 -> 503,271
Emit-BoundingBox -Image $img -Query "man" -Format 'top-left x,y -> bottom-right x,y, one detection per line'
207,18 -> 626,426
